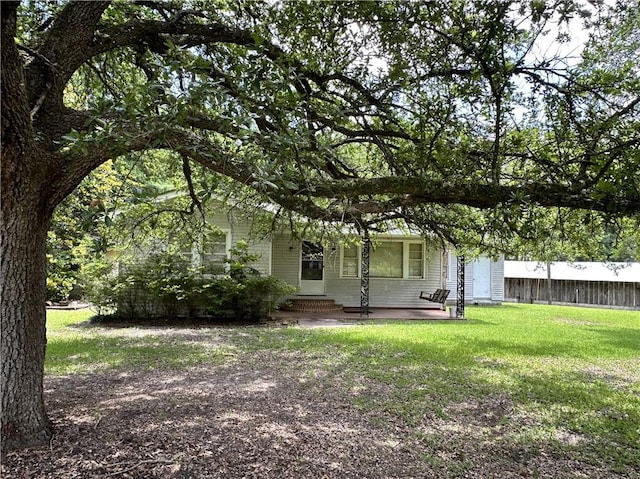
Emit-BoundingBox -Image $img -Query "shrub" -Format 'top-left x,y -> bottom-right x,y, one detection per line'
84,242 -> 296,322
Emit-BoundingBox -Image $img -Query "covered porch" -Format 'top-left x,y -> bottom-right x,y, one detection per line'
271,235 -> 467,318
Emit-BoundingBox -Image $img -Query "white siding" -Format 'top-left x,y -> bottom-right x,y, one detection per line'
271,235 -> 301,288
491,257 -> 504,301
445,251 -> 456,295
128,202 -> 272,275
268,232 -> 521,308
465,262 -> 475,301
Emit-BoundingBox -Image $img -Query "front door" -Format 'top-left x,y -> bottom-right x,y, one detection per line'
300,241 -> 324,295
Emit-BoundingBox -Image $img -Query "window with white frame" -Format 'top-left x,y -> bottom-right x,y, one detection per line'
197,230 -> 229,273
200,231 -> 229,266
176,230 -> 229,272
341,244 -> 359,277
408,243 -> 424,278
341,240 -> 426,279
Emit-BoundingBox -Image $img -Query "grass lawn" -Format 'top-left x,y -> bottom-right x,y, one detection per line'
43,303 -> 640,478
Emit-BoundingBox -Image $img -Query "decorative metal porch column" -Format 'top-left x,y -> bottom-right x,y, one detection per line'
360,232 -> 371,317
456,255 -> 465,319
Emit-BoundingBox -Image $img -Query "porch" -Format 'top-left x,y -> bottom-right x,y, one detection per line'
271,306 -> 454,327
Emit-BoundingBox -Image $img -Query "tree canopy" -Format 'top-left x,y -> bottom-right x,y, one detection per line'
11,0 -> 640,237
1,0 -> 639,451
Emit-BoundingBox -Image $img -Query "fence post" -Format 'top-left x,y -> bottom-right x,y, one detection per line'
547,262 -> 552,305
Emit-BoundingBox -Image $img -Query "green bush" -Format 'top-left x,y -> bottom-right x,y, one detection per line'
84,242 -> 296,322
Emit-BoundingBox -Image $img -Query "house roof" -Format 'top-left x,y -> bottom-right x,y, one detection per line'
504,261 -> 640,283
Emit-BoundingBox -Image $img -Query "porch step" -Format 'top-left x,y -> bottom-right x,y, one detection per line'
282,297 -> 344,313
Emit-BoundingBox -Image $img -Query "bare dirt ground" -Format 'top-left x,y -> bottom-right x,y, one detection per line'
2,324 -> 637,478
4,355 -> 434,478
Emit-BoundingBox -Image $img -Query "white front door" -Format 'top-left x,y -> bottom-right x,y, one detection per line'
472,257 -> 492,298
299,241 -> 324,295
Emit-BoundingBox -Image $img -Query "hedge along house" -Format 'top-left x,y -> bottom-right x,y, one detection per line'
127,195 -> 505,318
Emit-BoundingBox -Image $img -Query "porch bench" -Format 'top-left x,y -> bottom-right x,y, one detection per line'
419,288 -> 450,309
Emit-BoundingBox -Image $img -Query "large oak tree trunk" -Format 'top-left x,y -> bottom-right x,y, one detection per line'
1,156 -> 53,451
1,3 -> 55,451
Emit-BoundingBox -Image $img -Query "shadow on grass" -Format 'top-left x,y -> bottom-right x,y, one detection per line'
280,328 -> 640,473
45,335 -> 228,375
585,326 -> 640,354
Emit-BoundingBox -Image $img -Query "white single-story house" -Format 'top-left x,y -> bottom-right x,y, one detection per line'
176,205 -> 504,311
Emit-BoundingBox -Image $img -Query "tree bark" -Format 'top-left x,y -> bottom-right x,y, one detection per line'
1,164 -> 53,451
1,4 -> 56,450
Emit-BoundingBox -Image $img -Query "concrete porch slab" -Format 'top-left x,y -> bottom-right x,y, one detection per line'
271,307 -> 457,327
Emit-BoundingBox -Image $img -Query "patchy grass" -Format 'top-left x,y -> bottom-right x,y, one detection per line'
45,310 -> 233,374
42,304 -> 640,477
239,304 -> 640,475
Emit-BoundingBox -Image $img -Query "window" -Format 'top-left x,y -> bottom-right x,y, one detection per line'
201,231 -> 229,266
408,243 -> 424,278
340,240 -> 426,279
174,231 -> 229,272
301,241 -> 323,280
177,244 -> 194,266
137,231 -> 230,276
371,242 -> 403,278
195,231 -> 229,274
341,245 -> 359,277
